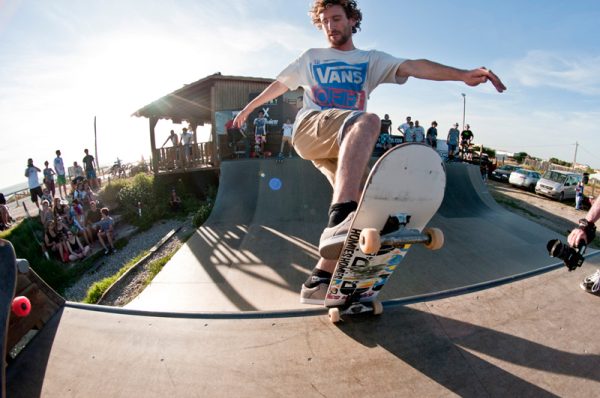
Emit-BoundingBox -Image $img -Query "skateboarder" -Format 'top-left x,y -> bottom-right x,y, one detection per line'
568,196 -> 599,294
233,0 -> 506,304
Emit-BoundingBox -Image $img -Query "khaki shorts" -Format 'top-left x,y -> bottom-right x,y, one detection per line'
292,109 -> 362,187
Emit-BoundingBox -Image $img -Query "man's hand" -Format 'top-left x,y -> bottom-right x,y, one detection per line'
464,67 -> 506,93
568,228 -> 587,248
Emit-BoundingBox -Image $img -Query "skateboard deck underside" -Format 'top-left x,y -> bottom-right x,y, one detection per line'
325,144 -> 446,308
0,240 -> 17,398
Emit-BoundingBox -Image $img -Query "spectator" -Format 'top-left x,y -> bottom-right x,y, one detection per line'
397,116 -> 411,137
53,197 -> 66,220
0,193 -> 13,231
253,110 -> 268,157
54,150 -> 68,198
575,181 -> 584,210
43,160 -> 56,198
279,118 -> 294,158
480,153 -> 490,182
25,158 -> 43,211
162,129 -> 179,148
567,197 -> 599,294
169,189 -> 182,211
413,120 -> 425,143
97,207 -> 116,255
82,149 -> 98,190
71,161 -> 85,185
447,123 -> 460,160
41,187 -> 53,205
83,182 -> 97,210
85,201 -> 102,243
403,121 -> 415,142
39,199 -> 54,227
180,127 -> 193,164
44,219 -> 67,262
426,121 -> 438,148
460,124 -> 474,160
65,230 -> 90,261
71,199 -> 91,245
380,114 -> 392,134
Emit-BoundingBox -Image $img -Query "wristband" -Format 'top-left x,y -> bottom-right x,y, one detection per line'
578,218 -> 596,243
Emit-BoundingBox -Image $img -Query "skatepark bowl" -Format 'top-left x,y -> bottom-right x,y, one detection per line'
4,158 -> 600,397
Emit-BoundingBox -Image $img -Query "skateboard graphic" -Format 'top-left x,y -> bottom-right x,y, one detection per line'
324,143 -> 446,322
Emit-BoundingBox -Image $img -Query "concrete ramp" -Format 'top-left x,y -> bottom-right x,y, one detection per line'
128,158 -> 559,312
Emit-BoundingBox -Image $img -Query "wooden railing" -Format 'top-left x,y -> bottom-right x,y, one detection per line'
157,142 -> 215,172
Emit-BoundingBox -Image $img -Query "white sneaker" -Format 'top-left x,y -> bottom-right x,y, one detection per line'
318,211 -> 355,260
580,269 -> 600,294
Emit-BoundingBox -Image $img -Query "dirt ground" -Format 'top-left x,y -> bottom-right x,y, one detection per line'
486,179 -> 595,246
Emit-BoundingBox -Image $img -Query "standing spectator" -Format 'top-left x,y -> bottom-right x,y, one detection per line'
43,160 -> 56,198
397,116 -> 411,137
575,181 -> 585,210
380,114 -> 392,134
25,158 -> 43,211
0,193 -> 13,231
460,124 -> 474,160
180,127 -> 193,164
97,207 -> 116,255
279,118 -> 294,158
82,149 -> 98,189
479,153 -> 490,182
71,161 -> 85,186
162,129 -> 179,148
447,123 -> 460,160
253,110 -> 268,157
403,121 -> 415,142
413,120 -> 425,143
426,121 -> 438,148
53,150 -> 68,198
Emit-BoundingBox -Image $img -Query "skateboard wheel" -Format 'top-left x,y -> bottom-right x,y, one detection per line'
12,296 -> 31,317
423,228 -> 444,250
328,308 -> 341,323
372,300 -> 383,315
359,228 -> 381,254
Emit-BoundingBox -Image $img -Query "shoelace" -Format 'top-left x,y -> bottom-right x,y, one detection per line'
590,270 -> 600,293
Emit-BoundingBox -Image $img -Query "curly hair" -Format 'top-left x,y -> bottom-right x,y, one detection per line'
309,0 -> 363,34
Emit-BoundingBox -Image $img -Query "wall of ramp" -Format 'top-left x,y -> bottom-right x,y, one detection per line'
127,158 -> 560,312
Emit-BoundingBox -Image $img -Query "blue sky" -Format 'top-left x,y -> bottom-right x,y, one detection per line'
1,0 -> 599,189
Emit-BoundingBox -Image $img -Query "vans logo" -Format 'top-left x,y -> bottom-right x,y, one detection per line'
311,61 -> 368,110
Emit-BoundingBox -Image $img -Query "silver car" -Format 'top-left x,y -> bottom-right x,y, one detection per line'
509,169 -> 541,191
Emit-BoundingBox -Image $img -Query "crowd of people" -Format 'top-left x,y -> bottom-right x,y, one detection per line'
376,114 -> 475,160
1,148 -> 117,261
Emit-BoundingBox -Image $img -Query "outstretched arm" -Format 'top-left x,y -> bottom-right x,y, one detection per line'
233,81 -> 289,128
397,59 -> 506,93
568,197 -> 600,247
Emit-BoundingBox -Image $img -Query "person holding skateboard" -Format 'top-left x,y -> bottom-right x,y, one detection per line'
233,0 -> 506,304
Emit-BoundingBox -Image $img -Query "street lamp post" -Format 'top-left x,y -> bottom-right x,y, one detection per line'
461,93 -> 466,131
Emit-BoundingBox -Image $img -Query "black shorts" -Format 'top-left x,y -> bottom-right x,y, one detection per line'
30,186 -> 43,203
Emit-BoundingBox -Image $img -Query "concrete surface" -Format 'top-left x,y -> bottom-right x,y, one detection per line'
127,159 -> 564,312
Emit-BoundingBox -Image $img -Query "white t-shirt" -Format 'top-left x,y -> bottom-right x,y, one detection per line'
277,48 -> 407,133
26,167 -> 40,189
54,156 -> 65,176
282,123 -> 293,137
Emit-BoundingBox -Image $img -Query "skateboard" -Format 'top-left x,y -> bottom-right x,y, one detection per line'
1,239 -> 17,398
324,143 -> 446,323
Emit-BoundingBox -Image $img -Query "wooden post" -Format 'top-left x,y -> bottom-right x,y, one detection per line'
211,85 -> 220,167
149,117 -> 159,174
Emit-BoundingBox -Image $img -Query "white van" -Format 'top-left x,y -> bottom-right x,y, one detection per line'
535,170 -> 582,201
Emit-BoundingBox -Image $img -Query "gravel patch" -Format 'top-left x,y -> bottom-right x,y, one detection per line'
63,218 -> 193,302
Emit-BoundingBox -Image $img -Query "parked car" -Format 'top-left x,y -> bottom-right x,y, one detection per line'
491,164 -> 520,182
535,170 -> 583,201
509,169 -> 541,191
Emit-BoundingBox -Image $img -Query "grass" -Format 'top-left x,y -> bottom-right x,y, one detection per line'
83,250 -> 149,304
492,195 -> 542,219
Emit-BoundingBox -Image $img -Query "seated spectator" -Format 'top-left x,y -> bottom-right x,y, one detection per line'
97,207 -> 116,255
39,200 -> 54,227
41,187 -> 53,204
82,181 -> 96,209
53,198 -> 67,220
65,230 -> 90,261
44,220 -> 67,262
85,201 -> 102,242
0,193 -> 13,231
169,189 -> 182,211
70,199 -> 91,245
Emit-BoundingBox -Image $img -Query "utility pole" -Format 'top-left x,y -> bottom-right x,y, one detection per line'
573,141 -> 578,171
461,93 -> 466,131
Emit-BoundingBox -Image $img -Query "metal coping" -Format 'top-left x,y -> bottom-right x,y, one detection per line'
64,250 -> 600,320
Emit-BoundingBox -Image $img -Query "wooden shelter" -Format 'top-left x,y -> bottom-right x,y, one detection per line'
133,73 -> 295,174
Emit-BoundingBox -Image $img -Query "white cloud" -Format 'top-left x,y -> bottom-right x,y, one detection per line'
512,50 -> 600,95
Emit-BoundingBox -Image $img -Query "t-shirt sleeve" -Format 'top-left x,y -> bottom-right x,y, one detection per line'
368,50 -> 408,86
277,50 -> 310,90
